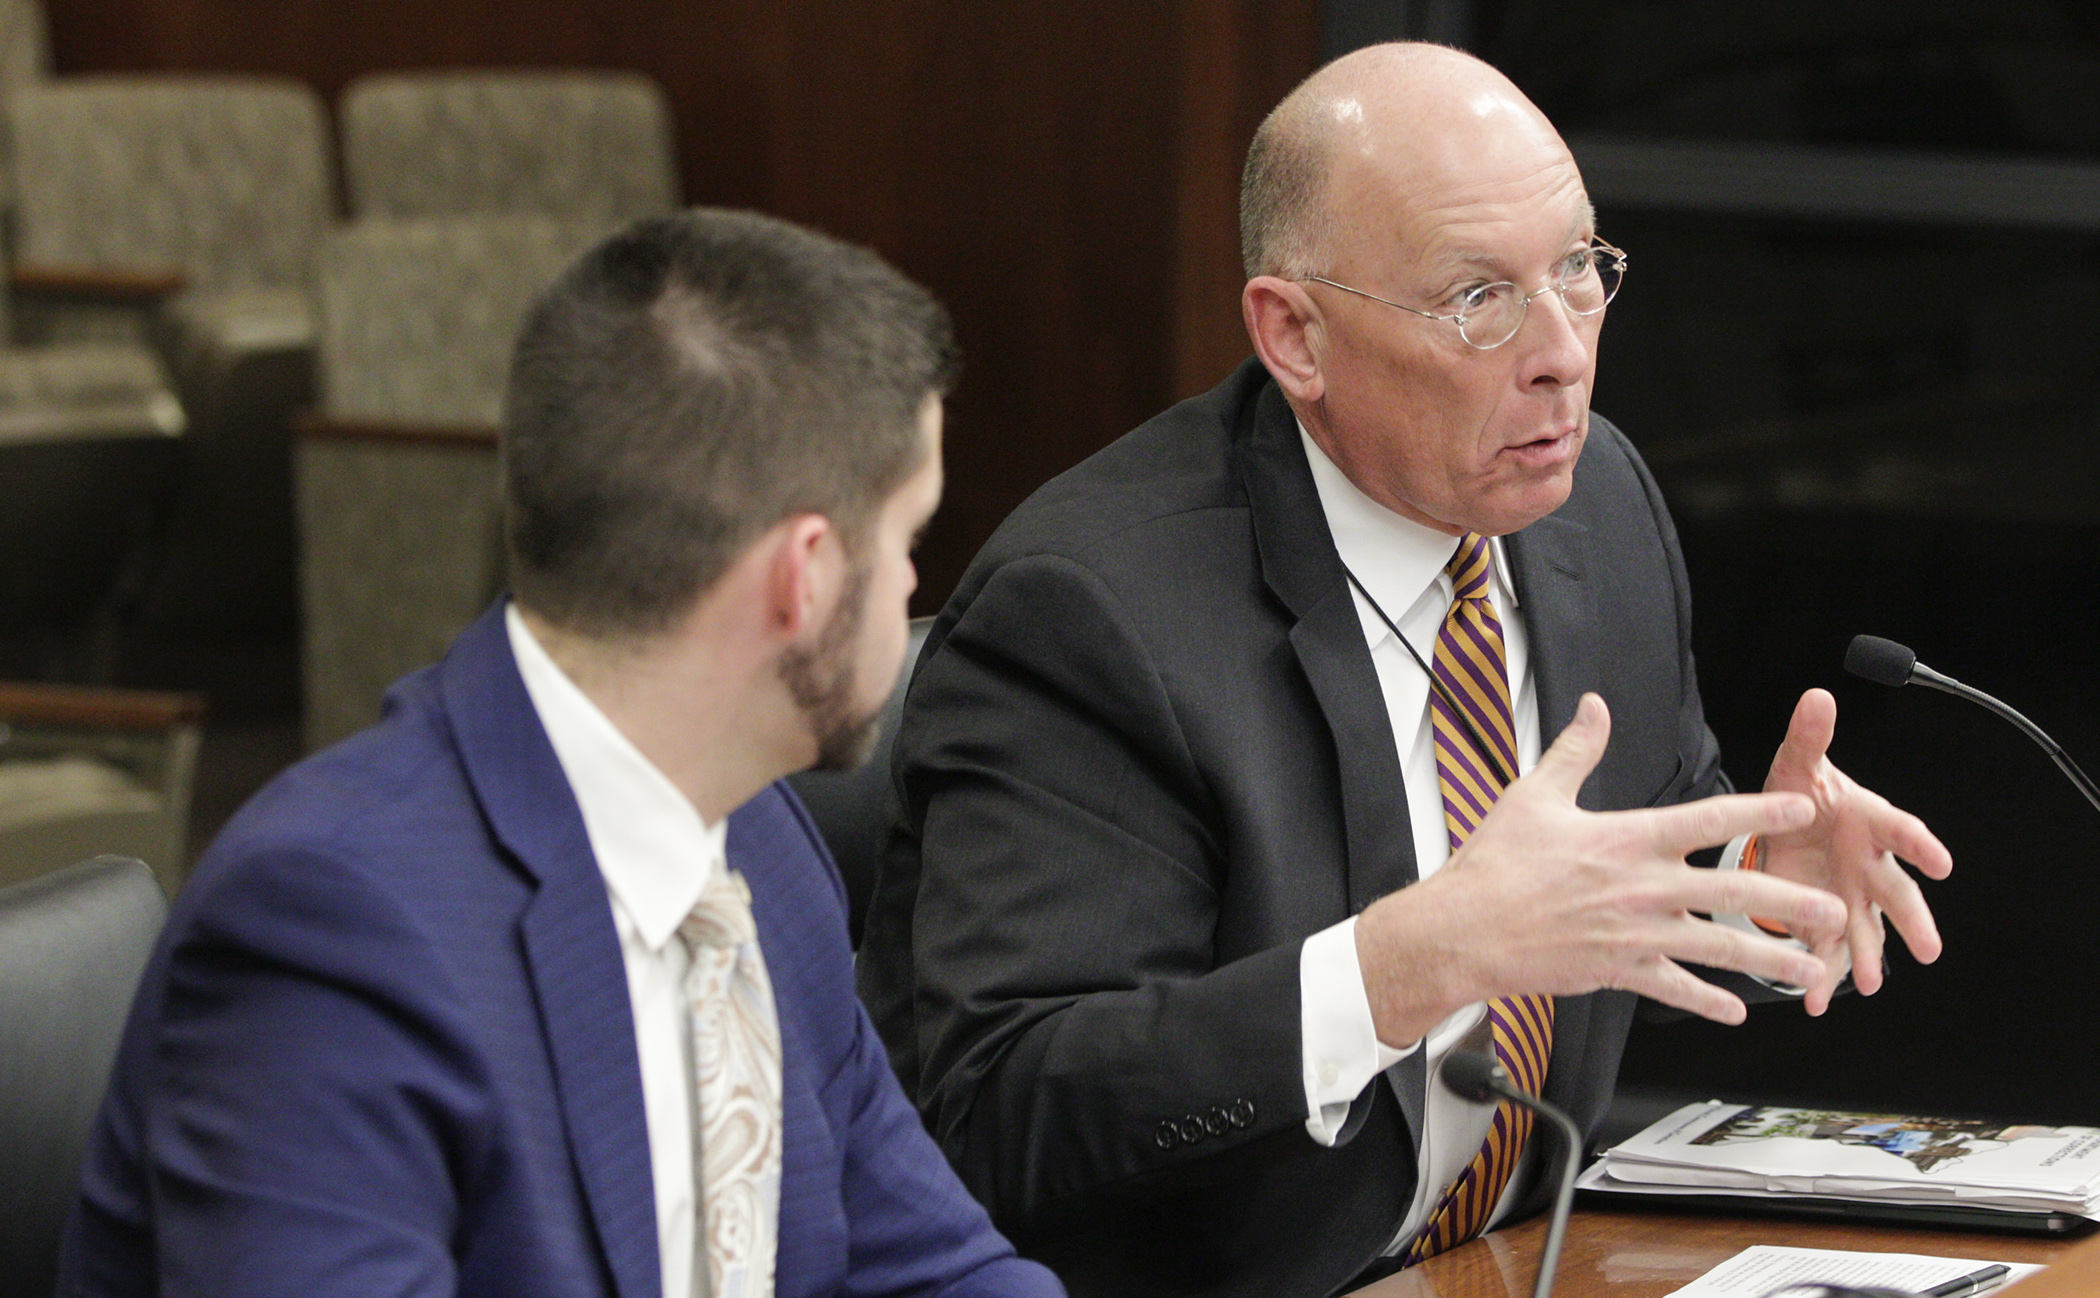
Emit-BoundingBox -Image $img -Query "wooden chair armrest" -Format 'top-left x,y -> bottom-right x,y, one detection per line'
0,682 -> 207,732
294,411 -> 501,448
8,263 -> 190,307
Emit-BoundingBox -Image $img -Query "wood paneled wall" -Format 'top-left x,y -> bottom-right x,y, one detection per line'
44,0 -> 1320,607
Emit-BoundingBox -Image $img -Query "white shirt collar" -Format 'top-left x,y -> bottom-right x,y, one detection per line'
1297,423 -> 1520,640
506,603 -> 725,954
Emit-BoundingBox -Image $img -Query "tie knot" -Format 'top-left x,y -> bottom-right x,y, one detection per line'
1445,533 -> 1493,601
680,867 -> 758,951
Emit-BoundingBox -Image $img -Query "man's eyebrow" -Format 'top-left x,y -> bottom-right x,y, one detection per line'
1441,248 -> 1501,271
1413,244 -> 1505,278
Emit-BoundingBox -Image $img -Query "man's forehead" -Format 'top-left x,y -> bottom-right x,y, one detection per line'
1408,196 -> 1597,272
1329,154 -> 1592,281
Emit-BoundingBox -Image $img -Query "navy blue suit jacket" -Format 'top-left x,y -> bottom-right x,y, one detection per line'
60,604 -> 1061,1298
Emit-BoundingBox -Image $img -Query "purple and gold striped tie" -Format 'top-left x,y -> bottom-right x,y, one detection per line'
1403,532 -> 1554,1266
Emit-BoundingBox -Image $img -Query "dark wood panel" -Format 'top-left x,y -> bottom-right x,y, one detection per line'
0,680 -> 206,729
293,412 -> 498,447
1168,0 -> 1321,401
43,0 -> 1320,609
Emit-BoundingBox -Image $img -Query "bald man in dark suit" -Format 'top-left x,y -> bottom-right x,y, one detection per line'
861,44 -> 1951,1298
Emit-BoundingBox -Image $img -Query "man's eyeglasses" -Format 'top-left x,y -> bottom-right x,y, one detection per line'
1302,241 -> 1628,350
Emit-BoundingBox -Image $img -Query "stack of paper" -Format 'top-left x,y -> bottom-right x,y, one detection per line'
1579,1101 -> 2100,1219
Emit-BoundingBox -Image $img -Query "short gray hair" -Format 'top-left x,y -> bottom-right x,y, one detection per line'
1239,92 -> 1329,279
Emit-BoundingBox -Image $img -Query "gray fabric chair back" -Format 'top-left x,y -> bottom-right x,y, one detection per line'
342,70 -> 677,222
0,0 -> 50,218
299,214 -> 612,750
316,214 -> 612,426
7,75 -> 331,291
0,855 -> 165,1298
786,616 -> 933,946
0,0 -> 47,88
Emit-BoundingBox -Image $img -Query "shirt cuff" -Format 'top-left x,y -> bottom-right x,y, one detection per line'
1300,916 -> 1417,1145
1711,834 -> 1851,993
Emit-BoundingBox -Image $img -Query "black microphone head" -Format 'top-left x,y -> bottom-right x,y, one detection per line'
1439,1049 -> 1505,1103
1845,635 -> 1917,688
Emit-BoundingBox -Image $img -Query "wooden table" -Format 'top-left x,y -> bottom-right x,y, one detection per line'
1347,1207 -> 2093,1297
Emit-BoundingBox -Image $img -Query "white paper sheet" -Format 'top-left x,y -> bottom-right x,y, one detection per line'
1663,1245 -> 2040,1297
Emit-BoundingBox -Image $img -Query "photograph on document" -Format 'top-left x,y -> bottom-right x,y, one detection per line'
1585,1101 -> 2100,1218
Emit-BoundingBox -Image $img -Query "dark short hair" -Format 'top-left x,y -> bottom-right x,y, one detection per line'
502,208 -> 958,636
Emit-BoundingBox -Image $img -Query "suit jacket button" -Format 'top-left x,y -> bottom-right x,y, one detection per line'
1204,1105 -> 1230,1136
1154,1120 -> 1180,1150
1229,1097 -> 1255,1128
1178,1115 -> 1206,1144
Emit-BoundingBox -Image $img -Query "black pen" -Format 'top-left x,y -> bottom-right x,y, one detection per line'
1920,1263 -> 2012,1298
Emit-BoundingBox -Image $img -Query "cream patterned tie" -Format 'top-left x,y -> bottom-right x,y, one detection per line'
680,868 -> 781,1298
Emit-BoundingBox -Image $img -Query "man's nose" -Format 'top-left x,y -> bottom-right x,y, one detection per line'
1513,286 -> 1593,387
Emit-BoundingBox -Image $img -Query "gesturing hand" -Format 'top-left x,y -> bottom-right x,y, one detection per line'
1754,688 -> 1953,996
1355,693 -> 1852,1048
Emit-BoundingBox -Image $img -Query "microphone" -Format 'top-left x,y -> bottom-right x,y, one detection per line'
1439,1049 -> 1583,1298
1844,635 -> 2100,815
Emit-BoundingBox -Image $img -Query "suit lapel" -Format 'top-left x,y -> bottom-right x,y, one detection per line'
1235,375 -> 1427,1138
1503,512 -> 1595,770
440,604 -> 661,1298
1504,509 -> 1616,1102
1238,379 -> 1420,913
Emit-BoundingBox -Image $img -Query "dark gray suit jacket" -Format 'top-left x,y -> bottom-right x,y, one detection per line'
859,360 -> 1729,1298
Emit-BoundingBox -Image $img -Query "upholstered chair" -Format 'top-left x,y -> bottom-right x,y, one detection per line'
0,0 -> 50,224
341,69 -> 678,222
0,246 -> 185,679
6,75 -> 333,635
0,856 -> 166,1298
0,689 -> 201,894
297,214 -> 613,750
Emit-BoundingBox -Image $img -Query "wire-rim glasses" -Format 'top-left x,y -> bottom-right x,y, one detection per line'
1303,240 -> 1628,350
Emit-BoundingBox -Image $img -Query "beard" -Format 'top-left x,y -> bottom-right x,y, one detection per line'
777,560 -> 882,773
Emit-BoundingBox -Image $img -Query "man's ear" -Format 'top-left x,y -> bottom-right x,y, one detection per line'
761,513 -> 844,641
1243,276 -> 1327,404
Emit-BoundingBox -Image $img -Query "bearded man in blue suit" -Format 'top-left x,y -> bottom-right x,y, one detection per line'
61,210 -> 1063,1298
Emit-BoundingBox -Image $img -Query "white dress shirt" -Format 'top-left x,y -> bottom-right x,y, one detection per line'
508,606 -> 725,1298
1288,429 -> 1792,1255
1290,428 -> 1544,1250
